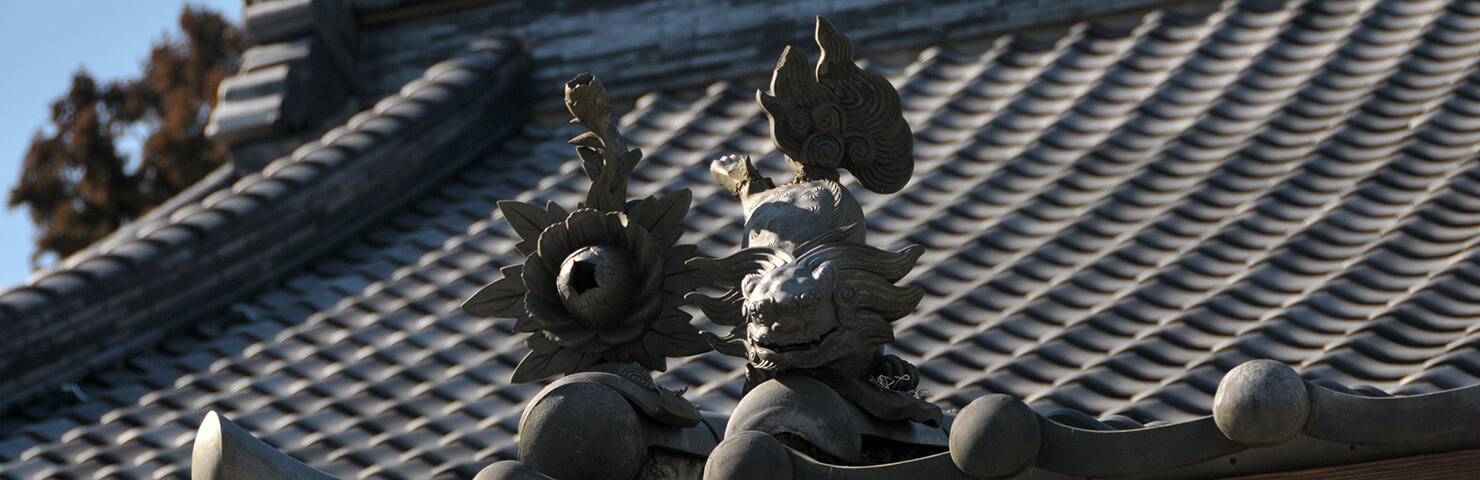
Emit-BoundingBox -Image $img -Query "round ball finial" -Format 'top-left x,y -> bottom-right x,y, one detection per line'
1213,360 -> 1310,446
703,431 -> 794,480
949,394 -> 1041,478
473,461 -> 547,480
519,383 -> 645,479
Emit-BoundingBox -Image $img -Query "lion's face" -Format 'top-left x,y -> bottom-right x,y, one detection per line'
740,262 -> 867,371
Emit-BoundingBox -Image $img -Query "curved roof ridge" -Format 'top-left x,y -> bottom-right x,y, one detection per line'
0,37 -> 531,412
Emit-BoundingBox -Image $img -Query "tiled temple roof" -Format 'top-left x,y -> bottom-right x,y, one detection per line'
6,0 -> 1480,478
0,37 -> 531,479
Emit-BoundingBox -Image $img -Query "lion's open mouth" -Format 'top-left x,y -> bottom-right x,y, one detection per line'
756,328 -> 838,353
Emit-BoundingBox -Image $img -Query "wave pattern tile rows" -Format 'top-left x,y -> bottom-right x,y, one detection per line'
5,0 -> 1480,478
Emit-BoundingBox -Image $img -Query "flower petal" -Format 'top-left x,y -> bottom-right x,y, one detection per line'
628,189 -> 691,250
511,334 -> 584,383
595,324 -> 645,346
545,201 -> 569,220
512,313 -> 539,333
627,220 -> 666,304
499,201 -> 564,254
628,343 -> 667,372
525,295 -> 579,331
643,311 -> 711,357
522,250 -> 562,305
547,326 -> 598,349
625,294 -> 663,327
535,215 -> 578,262
461,265 -> 526,318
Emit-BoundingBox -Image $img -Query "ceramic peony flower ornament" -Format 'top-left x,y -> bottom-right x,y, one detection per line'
461,73 -> 709,383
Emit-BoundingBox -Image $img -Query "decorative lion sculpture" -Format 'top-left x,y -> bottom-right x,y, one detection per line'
691,230 -> 924,376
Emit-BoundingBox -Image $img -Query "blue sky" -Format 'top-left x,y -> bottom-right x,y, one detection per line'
0,1 -> 242,288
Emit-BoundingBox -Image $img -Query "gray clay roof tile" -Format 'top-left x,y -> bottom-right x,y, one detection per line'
10,0 -> 1480,477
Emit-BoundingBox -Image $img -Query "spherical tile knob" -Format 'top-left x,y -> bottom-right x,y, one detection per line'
1213,359 -> 1309,446
949,394 -> 1041,478
518,382 -> 645,479
703,431 -> 794,480
473,460 -> 549,480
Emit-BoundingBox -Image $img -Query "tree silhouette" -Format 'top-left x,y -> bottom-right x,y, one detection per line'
8,6 -> 241,264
